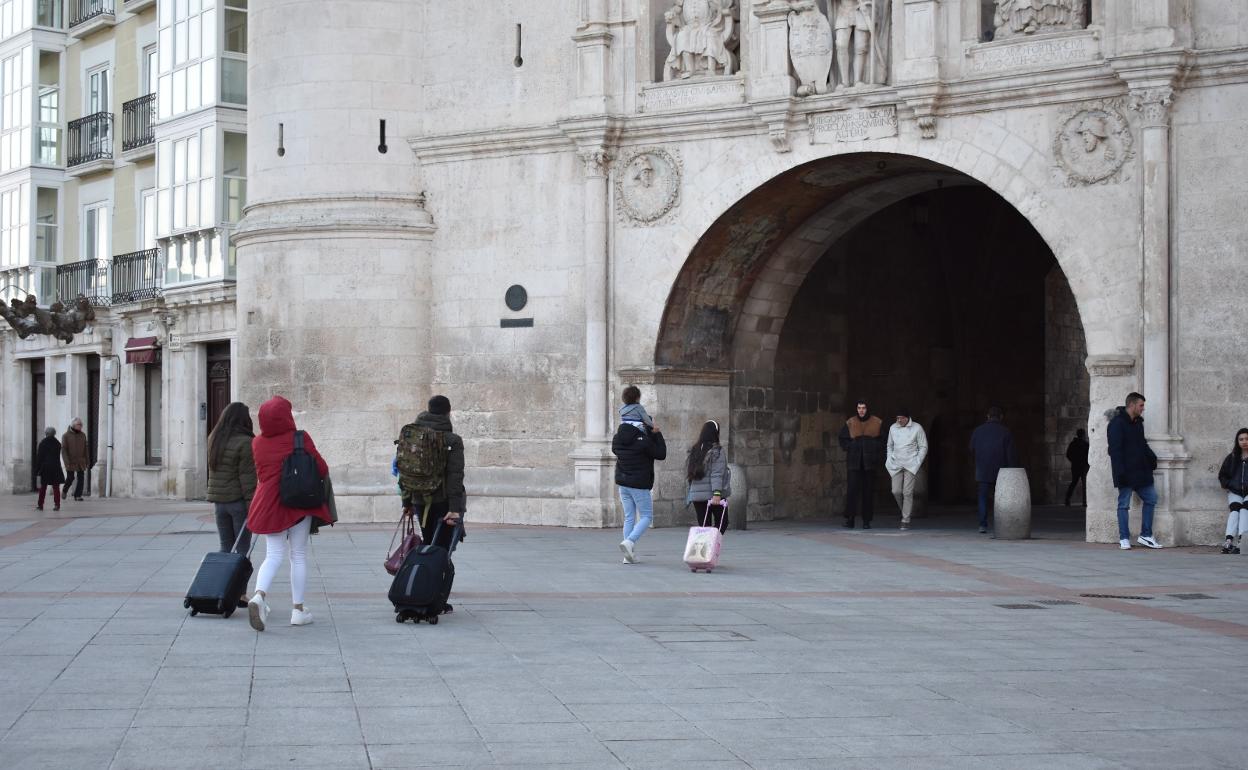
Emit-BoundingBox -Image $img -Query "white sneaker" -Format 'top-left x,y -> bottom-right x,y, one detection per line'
290,608 -> 313,626
619,539 -> 637,564
1137,535 -> 1161,549
1119,539 -> 1131,550
248,594 -> 270,631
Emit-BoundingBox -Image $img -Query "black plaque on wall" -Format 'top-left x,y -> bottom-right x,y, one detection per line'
55,372 -> 66,395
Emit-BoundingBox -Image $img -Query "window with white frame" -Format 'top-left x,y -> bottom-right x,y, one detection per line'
0,182 -> 29,269
221,0 -> 245,104
157,0 -> 216,120
86,64 -> 109,114
223,131 -> 244,223
34,186 -> 56,263
140,188 -> 156,250
143,45 -> 157,96
1,46 -> 31,173
156,127 -> 214,235
36,50 -> 59,165
83,202 -> 109,262
0,0 -> 32,41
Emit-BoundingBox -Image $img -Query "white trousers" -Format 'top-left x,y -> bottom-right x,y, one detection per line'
255,516 -> 311,605
1227,493 -> 1248,538
890,469 -> 917,523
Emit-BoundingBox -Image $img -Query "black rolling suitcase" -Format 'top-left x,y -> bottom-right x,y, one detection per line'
184,527 -> 254,618
390,521 -> 460,624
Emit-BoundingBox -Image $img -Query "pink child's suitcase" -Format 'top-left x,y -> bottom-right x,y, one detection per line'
683,501 -> 726,573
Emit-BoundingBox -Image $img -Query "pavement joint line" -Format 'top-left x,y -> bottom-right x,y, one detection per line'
0,518 -> 73,549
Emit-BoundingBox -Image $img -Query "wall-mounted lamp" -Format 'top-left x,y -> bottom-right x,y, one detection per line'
378,120 -> 388,154
277,123 -> 285,157
514,24 -> 524,67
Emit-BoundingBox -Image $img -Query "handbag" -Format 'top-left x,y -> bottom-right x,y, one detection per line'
384,508 -> 422,576
323,476 -> 339,523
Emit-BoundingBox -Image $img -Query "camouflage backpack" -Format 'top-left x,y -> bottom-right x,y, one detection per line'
394,423 -> 448,495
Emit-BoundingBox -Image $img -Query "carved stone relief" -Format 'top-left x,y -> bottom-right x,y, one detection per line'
0,295 -> 96,343
787,0 -> 890,95
994,0 -> 1084,40
1053,101 -> 1134,186
663,0 -> 740,81
615,148 -> 682,225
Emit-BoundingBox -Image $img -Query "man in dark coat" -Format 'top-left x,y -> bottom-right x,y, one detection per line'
1107,392 -> 1160,550
1064,428 -> 1090,506
35,427 -> 66,511
968,407 -> 1019,533
612,388 -> 667,564
838,400 -> 883,528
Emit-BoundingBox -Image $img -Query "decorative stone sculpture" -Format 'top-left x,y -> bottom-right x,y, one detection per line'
994,0 -> 1083,40
0,294 -> 96,343
993,467 -> 1032,539
788,2 -> 834,96
663,0 -> 739,81
615,148 -> 681,225
829,0 -> 890,89
1053,102 -> 1133,186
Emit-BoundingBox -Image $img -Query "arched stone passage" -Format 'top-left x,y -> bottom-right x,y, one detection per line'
654,153 -> 1090,527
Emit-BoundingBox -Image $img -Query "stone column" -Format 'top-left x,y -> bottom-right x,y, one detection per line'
234,0 -> 434,523
749,0 -> 797,151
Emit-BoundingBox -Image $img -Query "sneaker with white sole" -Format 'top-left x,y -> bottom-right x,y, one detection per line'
248,594 -> 270,631
1119,539 -> 1131,550
290,608 -> 313,626
619,539 -> 637,564
1137,535 -> 1161,549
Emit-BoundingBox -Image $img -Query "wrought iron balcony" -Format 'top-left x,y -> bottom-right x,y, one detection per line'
68,0 -> 114,29
66,112 -> 113,168
111,249 -> 162,305
122,94 -> 156,152
56,258 -> 111,307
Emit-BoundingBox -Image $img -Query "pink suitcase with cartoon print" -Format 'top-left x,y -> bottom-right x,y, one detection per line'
683,501 -> 725,573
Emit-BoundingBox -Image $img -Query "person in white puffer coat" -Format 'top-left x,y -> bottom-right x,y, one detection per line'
885,408 -> 928,530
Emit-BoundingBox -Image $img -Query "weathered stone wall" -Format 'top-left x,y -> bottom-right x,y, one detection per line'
1043,266 -> 1091,504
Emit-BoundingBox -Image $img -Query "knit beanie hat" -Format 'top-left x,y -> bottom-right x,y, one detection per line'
428,395 -> 451,415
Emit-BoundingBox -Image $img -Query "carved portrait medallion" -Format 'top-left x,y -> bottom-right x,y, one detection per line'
616,148 -> 681,225
1053,104 -> 1133,186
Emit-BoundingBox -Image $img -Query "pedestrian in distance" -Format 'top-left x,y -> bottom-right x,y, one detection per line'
206,402 -> 257,609
685,420 -> 730,533
838,399 -> 883,529
1107,392 -> 1162,550
968,406 -> 1019,534
612,385 -> 667,563
245,396 -> 333,631
1217,427 -> 1248,555
885,408 -> 927,530
35,427 -> 65,512
1065,428 -> 1090,506
61,417 -> 89,501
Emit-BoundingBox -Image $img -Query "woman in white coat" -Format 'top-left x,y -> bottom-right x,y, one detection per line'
885,408 -> 928,530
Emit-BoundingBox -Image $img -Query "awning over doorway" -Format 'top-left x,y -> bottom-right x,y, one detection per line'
124,336 -> 160,365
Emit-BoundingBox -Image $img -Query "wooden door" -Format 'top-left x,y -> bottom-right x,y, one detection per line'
30,361 -> 44,491
86,355 -> 101,496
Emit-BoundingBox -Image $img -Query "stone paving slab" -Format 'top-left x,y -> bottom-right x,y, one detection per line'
0,503 -> 1244,768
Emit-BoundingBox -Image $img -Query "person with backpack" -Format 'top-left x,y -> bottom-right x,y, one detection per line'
245,396 -> 332,631
685,420 -> 730,533
612,387 -> 667,564
396,395 -> 465,547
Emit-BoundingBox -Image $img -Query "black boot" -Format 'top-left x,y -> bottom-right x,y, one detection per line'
1222,538 -> 1234,554
843,518 -> 855,528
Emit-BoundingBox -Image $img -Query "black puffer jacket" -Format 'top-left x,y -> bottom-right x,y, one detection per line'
1219,453 -> 1248,496
1107,407 -> 1157,489
612,424 -> 667,490
401,411 -> 467,513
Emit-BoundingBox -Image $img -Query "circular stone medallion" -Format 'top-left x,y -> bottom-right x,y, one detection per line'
616,149 -> 680,224
1054,107 -> 1133,185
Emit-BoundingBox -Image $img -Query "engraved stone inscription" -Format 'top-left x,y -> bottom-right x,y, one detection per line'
641,79 -> 745,113
809,106 -> 898,143
966,32 -> 1098,76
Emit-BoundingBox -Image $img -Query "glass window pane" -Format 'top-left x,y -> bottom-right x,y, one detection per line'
172,68 -> 185,114
200,57 -> 215,106
173,138 -> 186,184
159,27 -> 172,73
224,9 -> 246,54
186,183 -> 199,228
188,15 -> 200,61
200,177 -> 214,224
220,57 -> 245,104
200,126 -> 214,175
186,61 -> 200,111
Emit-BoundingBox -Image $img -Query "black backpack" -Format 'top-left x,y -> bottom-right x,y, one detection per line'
279,431 -> 324,509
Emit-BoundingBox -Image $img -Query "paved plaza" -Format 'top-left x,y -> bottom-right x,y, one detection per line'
0,497 -> 1245,769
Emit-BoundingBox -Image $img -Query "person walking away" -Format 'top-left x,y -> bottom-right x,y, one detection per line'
1107,392 -> 1162,550
838,400 -> 883,528
1217,428 -> 1248,554
206,402 -> 257,607
1065,429 -> 1090,506
612,386 -> 667,563
968,407 -> 1018,534
685,420 -> 730,533
245,396 -> 333,631
885,409 -> 928,530
61,418 -> 89,501
395,395 -> 466,610
35,427 -> 65,511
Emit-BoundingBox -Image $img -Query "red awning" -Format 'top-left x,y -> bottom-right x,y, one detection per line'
124,336 -> 160,365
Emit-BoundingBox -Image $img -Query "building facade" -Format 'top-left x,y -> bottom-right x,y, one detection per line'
6,0 -> 1248,547
0,0 -> 246,500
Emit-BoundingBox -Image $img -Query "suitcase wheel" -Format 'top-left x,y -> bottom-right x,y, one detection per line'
183,599 -> 191,609
189,609 -> 198,617
222,608 -> 233,619
690,568 -> 697,572
395,614 -> 406,623
428,614 -> 439,625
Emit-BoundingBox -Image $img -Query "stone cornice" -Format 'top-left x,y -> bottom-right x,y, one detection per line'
232,195 -> 435,246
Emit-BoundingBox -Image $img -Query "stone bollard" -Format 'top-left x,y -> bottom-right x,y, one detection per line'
728,463 -> 748,530
993,468 -> 1032,539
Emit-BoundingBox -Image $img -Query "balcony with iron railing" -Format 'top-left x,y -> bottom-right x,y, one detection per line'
111,249 -> 162,305
122,93 -> 156,159
56,259 -> 111,307
66,112 -> 113,175
68,0 -> 116,37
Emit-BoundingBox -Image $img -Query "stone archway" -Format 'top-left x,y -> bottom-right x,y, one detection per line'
654,152 -> 1090,528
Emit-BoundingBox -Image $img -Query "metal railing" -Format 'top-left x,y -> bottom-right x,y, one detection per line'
122,94 -> 156,151
68,0 -> 114,28
56,258 -> 111,307
66,112 -> 113,167
110,249 -> 162,304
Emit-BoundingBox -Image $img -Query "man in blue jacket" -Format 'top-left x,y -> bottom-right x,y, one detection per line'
1107,392 -> 1161,550
969,407 -> 1018,534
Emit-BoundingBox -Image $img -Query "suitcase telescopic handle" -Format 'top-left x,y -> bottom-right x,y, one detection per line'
230,523 -> 255,556
702,499 -> 727,529
430,518 -> 464,554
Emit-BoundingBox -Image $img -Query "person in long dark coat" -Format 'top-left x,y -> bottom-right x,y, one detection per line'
968,407 -> 1019,533
35,427 -> 66,512
1065,429 -> 1090,506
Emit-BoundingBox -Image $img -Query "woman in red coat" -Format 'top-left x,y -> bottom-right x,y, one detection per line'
246,396 -> 331,631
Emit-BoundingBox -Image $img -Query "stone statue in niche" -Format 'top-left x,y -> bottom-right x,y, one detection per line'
663,0 -> 739,80
819,0 -> 891,91
0,294 -> 96,343
788,2 -> 834,96
994,0 -> 1084,39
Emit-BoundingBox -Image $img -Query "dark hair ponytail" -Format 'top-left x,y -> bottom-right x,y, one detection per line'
207,402 -> 254,472
686,420 -> 721,482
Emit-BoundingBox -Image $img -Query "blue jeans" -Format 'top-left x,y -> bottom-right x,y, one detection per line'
619,486 -> 653,543
977,482 -> 994,528
1116,485 -> 1157,541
